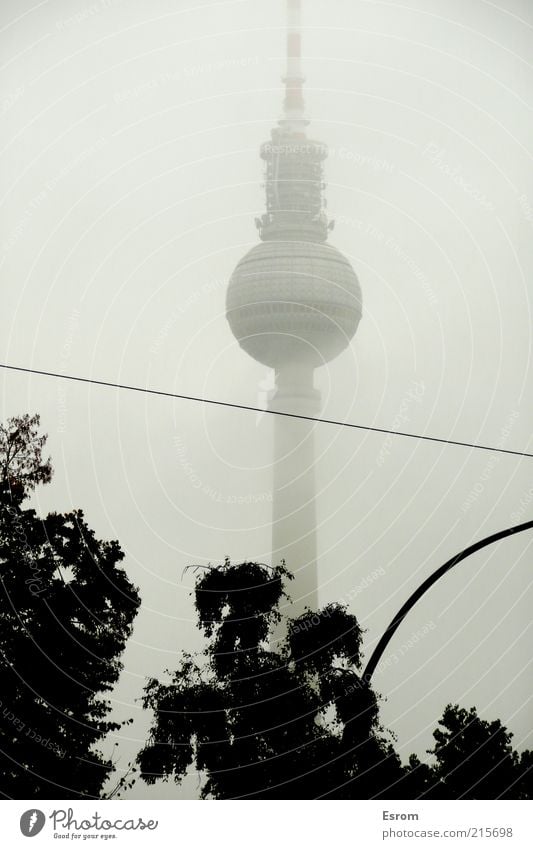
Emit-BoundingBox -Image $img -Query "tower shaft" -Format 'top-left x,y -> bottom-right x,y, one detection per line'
269,365 -> 321,621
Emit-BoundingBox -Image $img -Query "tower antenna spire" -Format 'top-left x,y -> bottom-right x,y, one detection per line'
281,0 -> 308,130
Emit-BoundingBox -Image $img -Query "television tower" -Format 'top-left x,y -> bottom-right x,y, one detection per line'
226,0 -> 362,621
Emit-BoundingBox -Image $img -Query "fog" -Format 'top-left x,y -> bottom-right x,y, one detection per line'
1,0 -> 532,798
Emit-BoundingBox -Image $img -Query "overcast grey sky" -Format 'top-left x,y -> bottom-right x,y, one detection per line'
1,0 -> 532,798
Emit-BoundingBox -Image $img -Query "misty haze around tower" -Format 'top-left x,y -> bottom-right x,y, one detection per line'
227,0 -> 362,623
0,0 -> 531,801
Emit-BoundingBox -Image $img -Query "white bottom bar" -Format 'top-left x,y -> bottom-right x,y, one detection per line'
2,800 -> 531,847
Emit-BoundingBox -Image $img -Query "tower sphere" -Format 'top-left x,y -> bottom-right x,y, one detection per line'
225,0 -> 362,371
227,239 -> 362,369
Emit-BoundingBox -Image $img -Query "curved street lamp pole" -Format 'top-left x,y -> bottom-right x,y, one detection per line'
362,518 -> 533,683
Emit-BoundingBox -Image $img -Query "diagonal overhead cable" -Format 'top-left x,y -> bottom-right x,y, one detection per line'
1,362 -> 531,460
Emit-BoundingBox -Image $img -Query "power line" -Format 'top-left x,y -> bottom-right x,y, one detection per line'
1,362 -> 531,460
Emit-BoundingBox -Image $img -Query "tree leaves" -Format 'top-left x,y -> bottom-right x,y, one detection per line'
0,414 -> 52,504
0,414 -> 140,798
138,561 -> 533,800
137,560 -> 399,799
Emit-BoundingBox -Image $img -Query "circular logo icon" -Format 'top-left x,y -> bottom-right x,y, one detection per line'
20,810 -> 46,837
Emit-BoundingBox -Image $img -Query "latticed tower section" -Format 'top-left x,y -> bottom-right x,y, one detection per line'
257,133 -> 329,242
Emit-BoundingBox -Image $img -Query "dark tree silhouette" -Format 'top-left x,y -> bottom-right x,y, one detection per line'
137,560 -> 533,800
0,414 -> 140,798
137,559 -> 404,799
0,413 -> 52,504
418,704 -> 533,799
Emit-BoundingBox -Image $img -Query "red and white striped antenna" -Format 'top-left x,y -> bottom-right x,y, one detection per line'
281,0 -> 308,130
